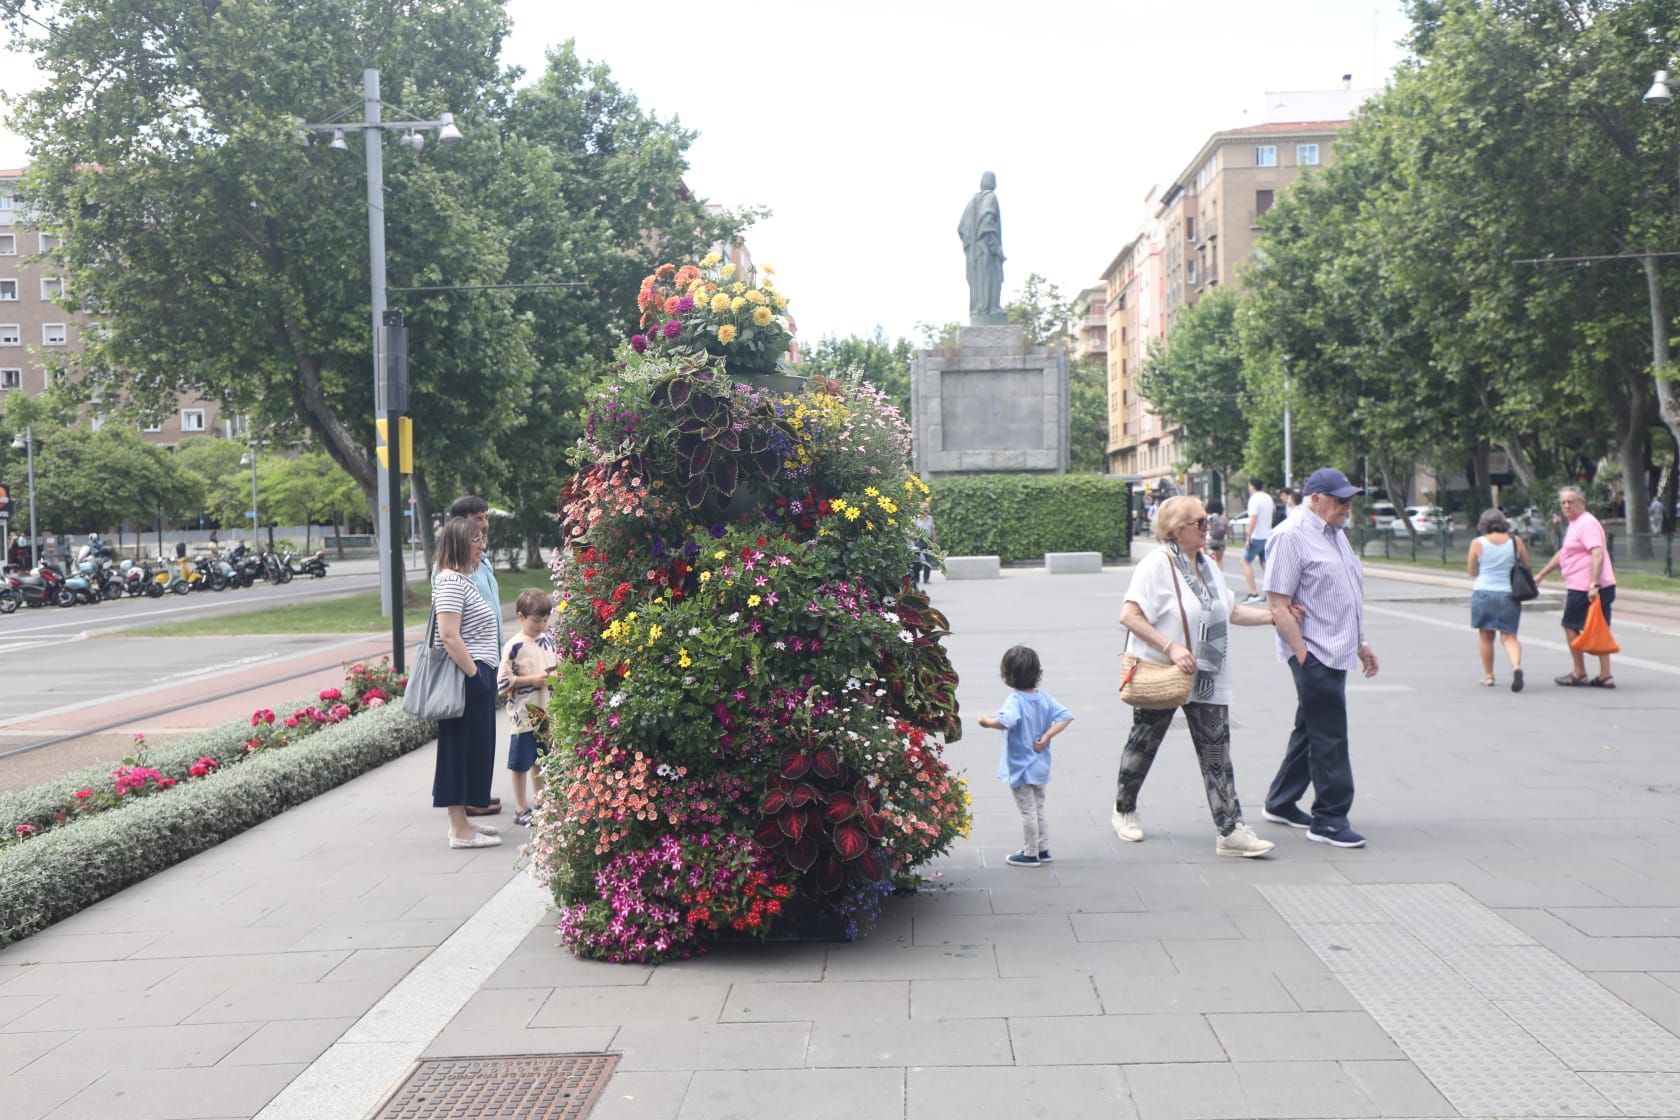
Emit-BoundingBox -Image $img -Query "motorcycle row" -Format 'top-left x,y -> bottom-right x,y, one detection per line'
1,541 -> 329,614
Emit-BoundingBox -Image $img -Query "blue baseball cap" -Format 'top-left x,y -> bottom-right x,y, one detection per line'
1302,467 -> 1363,499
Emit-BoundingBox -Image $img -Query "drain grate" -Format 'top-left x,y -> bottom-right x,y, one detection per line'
372,1053 -> 620,1119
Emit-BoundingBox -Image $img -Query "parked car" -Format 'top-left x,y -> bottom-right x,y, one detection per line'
1390,505 -> 1451,536
1365,500 -> 1399,530
1228,512 -> 1249,541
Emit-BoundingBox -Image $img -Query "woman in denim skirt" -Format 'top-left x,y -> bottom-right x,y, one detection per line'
1466,508 -> 1528,692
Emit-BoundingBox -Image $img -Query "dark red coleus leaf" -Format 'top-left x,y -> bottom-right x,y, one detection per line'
814,854 -> 844,894
778,808 -> 806,841
786,835 -> 820,871
689,443 -> 712,474
754,817 -> 785,848
823,791 -> 857,823
712,455 -> 739,496
788,782 -> 818,808
760,788 -> 788,816
780,748 -> 812,779
686,473 -> 710,507
856,849 -> 887,881
833,823 -> 870,861
664,377 -> 692,408
861,812 -> 885,840
811,747 -> 841,779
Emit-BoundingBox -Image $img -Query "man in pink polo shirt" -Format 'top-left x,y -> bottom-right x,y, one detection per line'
1534,485 -> 1617,688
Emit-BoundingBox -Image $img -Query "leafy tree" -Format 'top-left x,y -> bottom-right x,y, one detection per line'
256,450 -> 364,555
800,329 -> 914,417
1136,286 -> 1249,491
1067,356 -> 1109,474
23,425 -> 202,539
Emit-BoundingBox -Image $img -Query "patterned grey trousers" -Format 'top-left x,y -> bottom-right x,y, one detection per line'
1114,702 -> 1243,836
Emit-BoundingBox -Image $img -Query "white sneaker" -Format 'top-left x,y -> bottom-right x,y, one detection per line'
1216,824 -> 1275,858
1111,810 -> 1144,843
448,831 -> 502,849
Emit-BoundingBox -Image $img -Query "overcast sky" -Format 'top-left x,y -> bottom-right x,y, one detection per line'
2,0 -> 1413,344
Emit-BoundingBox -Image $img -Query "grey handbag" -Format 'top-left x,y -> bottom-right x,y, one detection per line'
402,601 -> 466,720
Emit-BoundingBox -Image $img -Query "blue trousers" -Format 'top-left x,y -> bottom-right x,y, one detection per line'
432,660 -> 497,808
1266,654 -> 1354,830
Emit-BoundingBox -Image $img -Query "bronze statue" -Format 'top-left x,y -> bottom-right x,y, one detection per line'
958,171 -> 1006,324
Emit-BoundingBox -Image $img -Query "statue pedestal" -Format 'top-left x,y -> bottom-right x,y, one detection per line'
910,324 -> 1069,479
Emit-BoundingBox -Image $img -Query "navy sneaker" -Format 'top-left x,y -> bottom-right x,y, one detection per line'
1037,850 -> 1053,863
1262,804 -> 1313,829
1306,823 -> 1367,848
1005,851 -> 1042,867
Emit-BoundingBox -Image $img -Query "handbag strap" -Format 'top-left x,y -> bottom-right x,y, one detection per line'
1125,551 -> 1196,657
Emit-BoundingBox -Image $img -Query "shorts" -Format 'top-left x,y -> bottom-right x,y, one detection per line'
1562,585 -> 1615,632
507,730 -> 544,773
1244,537 -> 1269,564
1469,589 -> 1521,633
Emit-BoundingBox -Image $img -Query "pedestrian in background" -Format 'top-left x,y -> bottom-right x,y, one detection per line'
1205,500 -> 1228,572
1281,488 -> 1304,523
1534,485 -> 1617,688
1262,468 -> 1380,849
1466,508 -> 1527,692
1240,477 -> 1275,604
448,495 -> 503,815
1114,496 -> 1280,858
912,502 -> 935,587
431,517 -> 503,849
976,645 -> 1073,868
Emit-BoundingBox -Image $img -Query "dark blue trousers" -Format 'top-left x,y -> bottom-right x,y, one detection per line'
432,661 -> 497,808
1266,654 -> 1354,830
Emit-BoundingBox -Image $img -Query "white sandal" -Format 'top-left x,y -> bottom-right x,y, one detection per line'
448,831 -> 502,849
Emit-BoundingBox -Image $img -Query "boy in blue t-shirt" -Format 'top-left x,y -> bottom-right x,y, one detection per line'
976,645 -> 1074,867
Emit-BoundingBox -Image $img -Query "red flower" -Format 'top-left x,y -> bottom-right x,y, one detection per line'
319,687 -> 342,702
74,788 -> 92,800
15,823 -> 36,838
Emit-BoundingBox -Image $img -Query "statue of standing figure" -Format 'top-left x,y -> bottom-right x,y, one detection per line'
958,171 -> 1006,324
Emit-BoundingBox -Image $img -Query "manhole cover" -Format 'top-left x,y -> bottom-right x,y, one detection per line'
372,1053 -> 620,1119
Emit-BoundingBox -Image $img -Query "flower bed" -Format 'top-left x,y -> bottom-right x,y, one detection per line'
0,703 -> 435,946
532,258 -> 970,963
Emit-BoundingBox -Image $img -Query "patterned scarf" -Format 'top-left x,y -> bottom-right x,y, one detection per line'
1170,542 -> 1229,701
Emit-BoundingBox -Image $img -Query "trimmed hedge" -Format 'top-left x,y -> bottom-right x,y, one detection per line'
931,474 -> 1133,563
0,695 -> 316,837
0,704 -> 436,946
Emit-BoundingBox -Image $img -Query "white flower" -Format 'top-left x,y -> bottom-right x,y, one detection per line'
656,763 -> 677,779
687,626 -> 702,636
897,629 -> 914,644
845,677 -> 861,691
773,641 -> 787,651
727,612 -> 740,623
609,691 -> 626,708
882,612 -> 899,624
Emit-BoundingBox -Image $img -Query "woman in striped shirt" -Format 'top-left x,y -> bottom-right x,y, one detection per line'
432,517 -> 503,849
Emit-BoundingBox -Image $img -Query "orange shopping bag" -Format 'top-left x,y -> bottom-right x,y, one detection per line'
1569,597 -> 1620,656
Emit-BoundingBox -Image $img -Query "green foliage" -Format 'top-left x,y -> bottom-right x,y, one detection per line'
0,704 -> 434,945
1137,286 -> 1248,479
11,422 -> 205,534
931,475 -> 1132,562
1068,356 -> 1109,474
800,329 -> 914,418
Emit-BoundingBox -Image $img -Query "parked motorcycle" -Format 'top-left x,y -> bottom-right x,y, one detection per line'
263,551 -> 292,585
155,557 -> 198,596
63,561 -> 102,605
0,580 -> 19,613
228,545 -> 264,587
285,550 -> 330,579
15,561 -> 77,608
121,559 -> 165,598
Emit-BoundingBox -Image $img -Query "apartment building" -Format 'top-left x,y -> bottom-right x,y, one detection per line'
0,168 -> 228,444
1069,285 -> 1108,367
1101,103 -> 1360,482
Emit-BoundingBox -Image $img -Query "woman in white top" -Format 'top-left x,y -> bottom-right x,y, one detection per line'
1115,496 -> 1285,858
432,517 -> 504,850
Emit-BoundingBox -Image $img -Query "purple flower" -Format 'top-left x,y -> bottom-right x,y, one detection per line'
663,319 -> 683,339
629,334 -> 648,353
675,295 -> 694,313
709,523 -> 727,539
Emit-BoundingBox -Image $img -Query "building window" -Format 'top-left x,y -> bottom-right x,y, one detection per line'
0,324 -> 18,345
41,277 -> 64,301
1256,189 -> 1275,218
0,233 -> 13,255
181,409 -> 207,432
0,368 -> 20,389
1186,259 -> 1199,286
38,232 -> 58,253
0,190 -> 13,213
1255,145 -> 1277,167
42,322 -> 67,346
141,420 -> 162,432
1297,143 -> 1320,166
1185,216 -> 1196,243
0,279 -> 16,301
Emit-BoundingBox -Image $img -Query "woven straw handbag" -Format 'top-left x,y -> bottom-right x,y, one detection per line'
1119,558 -> 1195,710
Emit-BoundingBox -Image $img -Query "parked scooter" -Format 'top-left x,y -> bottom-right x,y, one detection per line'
285,550 -> 330,579
227,544 -> 265,587
263,551 -> 292,585
63,560 -> 102,605
122,559 -> 166,598
6,563 -> 73,608
155,555 -> 198,596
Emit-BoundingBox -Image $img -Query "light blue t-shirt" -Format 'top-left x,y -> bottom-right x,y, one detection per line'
993,689 -> 1073,788
1473,536 -> 1515,593
467,560 -> 502,650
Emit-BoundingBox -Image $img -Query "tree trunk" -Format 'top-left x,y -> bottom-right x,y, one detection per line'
413,467 -> 438,572
332,516 -> 344,559
525,533 -> 542,571
1500,440 -> 1539,490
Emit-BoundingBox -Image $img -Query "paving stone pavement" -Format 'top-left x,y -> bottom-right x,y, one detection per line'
2,556 -> 1678,1120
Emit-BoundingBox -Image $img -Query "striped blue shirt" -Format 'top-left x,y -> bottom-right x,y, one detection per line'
1263,507 -> 1365,670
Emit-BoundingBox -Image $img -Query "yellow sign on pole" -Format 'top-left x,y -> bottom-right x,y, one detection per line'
375,417 -> 413,474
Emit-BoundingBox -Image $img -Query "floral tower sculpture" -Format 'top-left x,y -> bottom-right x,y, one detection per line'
531,255 -> 969,962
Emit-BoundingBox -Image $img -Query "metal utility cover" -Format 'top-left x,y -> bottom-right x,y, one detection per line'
372,1053 -> 620,1119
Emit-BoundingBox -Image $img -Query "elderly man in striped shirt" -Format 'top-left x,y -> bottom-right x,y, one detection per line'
1260,467 -> 1381,849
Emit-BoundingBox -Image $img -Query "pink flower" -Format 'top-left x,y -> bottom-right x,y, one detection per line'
158,777 -> 177,789
74,788 -> 92,800
318,688 -> 342,702
132,732 -> 145,742
15,823 -> 36,838
366,697 -> 385,708
284,716 -> 300,728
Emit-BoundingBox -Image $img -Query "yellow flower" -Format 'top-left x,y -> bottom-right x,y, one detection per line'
714,550 -> 726,559
831,497 -> 849,511
717,324 -> 738,343
557,599 -> 569,613
878,496 -> 898,514
678,648 -> 692,668
710,292 -> 731,314
648,624 -> 663,643
699,571 -> 712,584
752,306 -> 773,327
620,664 -> 631,679
746,289 -> 767,305
731,282 -> 746,294
864,486 -> 880,497
844,507 -> 861,521
774,295 -> 788,309
761,263 -> 776,275
720,262 -> 736,278
747,594 -> 762,608
700,251 -> 722,267
731,296 -> 746,312
866,520 -> 874,531
689,278 -> 706,294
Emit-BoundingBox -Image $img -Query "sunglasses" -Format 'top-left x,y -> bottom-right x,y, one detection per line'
1186,517 -> 1210,530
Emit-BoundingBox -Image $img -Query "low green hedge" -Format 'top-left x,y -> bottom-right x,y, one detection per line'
0,704 -> 436,946
0,695 -> 315,837
931,474 -> 1133,562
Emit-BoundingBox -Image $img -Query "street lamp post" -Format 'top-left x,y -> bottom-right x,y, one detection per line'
240,440 -> 259,543
9,426 -> 37,569
1281,353 -> 1294,489
1643,67 -> 1680,538
297,70 -> 461,618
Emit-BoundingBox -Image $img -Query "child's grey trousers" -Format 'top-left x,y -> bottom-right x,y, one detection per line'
1011,782 -> 1048,854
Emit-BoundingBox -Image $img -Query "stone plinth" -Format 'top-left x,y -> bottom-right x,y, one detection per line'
911,324 -> 1069,479
1045,552 -> 1102,574
943,555 -> 1002,580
